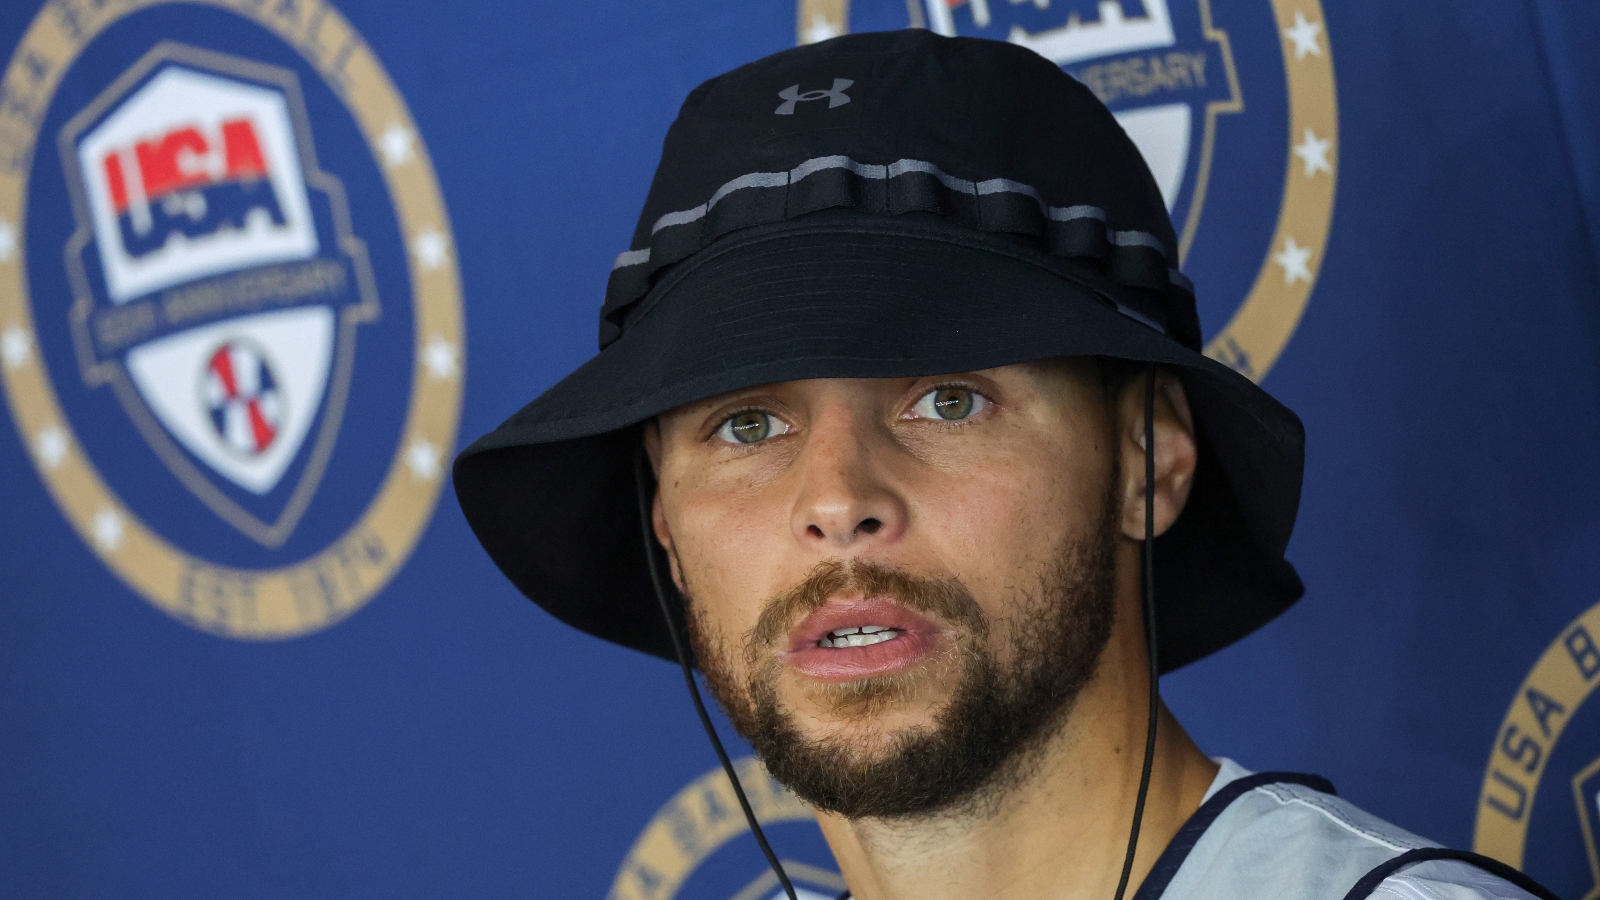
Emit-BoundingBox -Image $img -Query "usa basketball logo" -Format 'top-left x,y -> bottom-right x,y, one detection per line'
61,44 -> 378,535
610,757 -> 845,900
0,0 -> 463,639
1476,598 -> 1600,897
796,0 -> 1339,382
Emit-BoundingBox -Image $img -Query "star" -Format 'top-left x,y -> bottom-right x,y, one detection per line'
92,507 -> 124,552
34,423 -> 66,470
411,228 -> 448,271
1283,11 -> 1324,61
801,13 -> 841,44
405,437 -> 441,482
423,336 -> 459,381
1274,236 -> 1314,285
1,325 -> 30,369
1293,127 -> 1332,177
378,123 -> 415,167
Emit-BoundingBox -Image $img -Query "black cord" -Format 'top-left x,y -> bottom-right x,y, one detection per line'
633,444 -> 801,900
1111,365 -> 1162,900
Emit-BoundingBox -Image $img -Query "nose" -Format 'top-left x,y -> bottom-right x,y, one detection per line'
791,407 -> 909,550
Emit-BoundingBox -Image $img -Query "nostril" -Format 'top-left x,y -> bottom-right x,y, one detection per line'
857,518 -> 882,535
808,524 -> 825,539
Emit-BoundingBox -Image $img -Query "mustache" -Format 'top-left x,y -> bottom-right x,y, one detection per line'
750,558 -> 988,649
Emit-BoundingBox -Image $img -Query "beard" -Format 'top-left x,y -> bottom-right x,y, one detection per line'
686,484 -> 1121,821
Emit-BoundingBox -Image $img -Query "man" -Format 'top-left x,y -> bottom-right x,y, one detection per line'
454,30 -> 1553,900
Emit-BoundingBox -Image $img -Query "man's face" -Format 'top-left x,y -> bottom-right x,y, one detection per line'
648,361 -> 1136,818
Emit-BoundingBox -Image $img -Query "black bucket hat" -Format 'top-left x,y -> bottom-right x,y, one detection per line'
454,29 -> 1305,673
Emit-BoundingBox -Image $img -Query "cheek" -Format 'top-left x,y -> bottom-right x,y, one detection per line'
912,434 -> 1107,622
916,467 -> 1056,587
663,471 -> 792,641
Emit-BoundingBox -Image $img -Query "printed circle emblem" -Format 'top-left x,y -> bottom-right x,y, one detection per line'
0,0 -> 464,638
610,757 -> 843,900
1474,599 -> 1600,897
796,0 -> 1339,382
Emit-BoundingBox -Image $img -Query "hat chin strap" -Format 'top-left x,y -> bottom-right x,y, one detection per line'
1113,364 -> 1162,900
632,366 -> 1161,900
633,445 -> 801,900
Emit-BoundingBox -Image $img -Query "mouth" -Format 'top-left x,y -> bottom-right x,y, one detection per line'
817,624 -> 903,648
782,598 -> 944,682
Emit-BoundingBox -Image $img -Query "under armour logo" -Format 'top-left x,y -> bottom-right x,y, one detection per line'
775,78 -> 854,115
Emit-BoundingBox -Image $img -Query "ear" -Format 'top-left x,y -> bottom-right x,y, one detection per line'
1115,368 -> 1198,541
642,421 -> 688,593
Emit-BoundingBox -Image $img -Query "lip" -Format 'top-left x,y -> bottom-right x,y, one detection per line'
782,597 -> 945,682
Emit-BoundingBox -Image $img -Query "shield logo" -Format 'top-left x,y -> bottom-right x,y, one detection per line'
59,43 -> 378,547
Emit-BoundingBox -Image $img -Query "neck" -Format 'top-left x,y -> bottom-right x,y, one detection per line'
813,553 -> 1219,900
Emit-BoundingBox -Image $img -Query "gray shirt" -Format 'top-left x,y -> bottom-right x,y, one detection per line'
1147,759 -> 1543,900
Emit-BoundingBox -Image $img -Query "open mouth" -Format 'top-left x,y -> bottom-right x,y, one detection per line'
784,600 -> 941,681
817,625 -> 905,648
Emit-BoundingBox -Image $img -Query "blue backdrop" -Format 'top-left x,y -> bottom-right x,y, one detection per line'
1,1 -> 1598,897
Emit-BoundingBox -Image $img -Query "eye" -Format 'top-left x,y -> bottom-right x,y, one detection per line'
714,410 -> 790,445
909,386 -> 988,421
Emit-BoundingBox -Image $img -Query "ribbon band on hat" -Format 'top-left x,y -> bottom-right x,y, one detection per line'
600,154 -> 1196,350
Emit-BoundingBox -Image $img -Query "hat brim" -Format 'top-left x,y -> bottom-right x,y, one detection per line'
454,215 -> 1304,673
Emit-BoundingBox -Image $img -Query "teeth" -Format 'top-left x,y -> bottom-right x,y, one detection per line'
819,627 -> 902,648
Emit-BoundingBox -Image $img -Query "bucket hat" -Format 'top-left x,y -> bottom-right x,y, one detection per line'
453,29 -> 1305,673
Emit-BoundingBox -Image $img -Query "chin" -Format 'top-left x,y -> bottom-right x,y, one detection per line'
784,678 -> 948,737
794,720 -> 935,771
